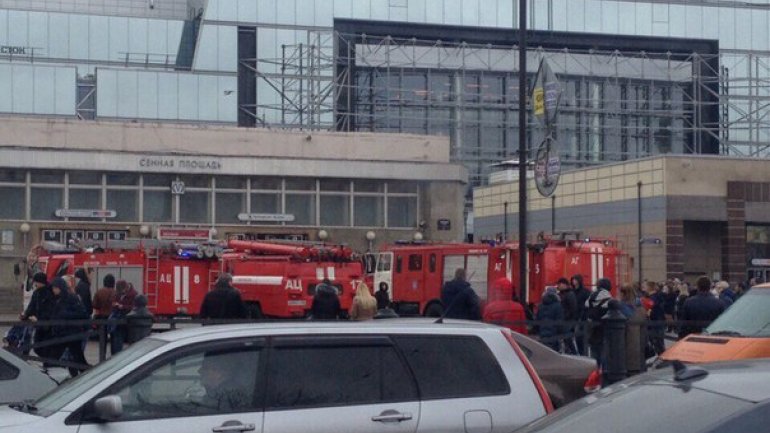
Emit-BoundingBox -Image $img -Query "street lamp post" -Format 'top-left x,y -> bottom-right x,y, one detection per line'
518,0 -> 528,303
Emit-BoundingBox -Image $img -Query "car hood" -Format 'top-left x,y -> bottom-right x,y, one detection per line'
0,405 -> 44,427
660,335 -> 770,363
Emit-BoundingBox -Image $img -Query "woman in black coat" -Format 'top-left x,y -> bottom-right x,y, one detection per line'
49,277 -> 90,377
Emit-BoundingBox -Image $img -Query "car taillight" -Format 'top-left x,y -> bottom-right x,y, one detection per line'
502,330 -> 554,414
583,368 -> 602,393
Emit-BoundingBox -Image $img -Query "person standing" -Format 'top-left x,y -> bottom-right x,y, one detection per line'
535,287 -> 564,352
110,280 -> 138,355
92,274 -> 116,320
374,282 -> 390,310
557,277 -> 578,354
483,277 -> 528,334
571,274 -> 591,355
678,276 -> 726,339
644,281 -> 667,356
48,277 -> 90,377
617,284 -> 647,375
310,281 -> 342,320
73,267 -> 93,320
126,294 -> 154,344
586,277 -> 613,367
349,282 -> 378,320
440,268 -> 482,320
199,273 -> 248,320
20,272 -> 56,361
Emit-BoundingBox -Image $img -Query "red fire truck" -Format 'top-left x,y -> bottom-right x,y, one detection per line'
372,236 -> 628,316
24,238 -> 365,319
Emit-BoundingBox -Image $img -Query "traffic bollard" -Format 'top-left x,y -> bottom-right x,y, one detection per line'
603,300 -> 627,385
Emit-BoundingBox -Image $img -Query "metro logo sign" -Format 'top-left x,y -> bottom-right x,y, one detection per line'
55,209 -> 117,218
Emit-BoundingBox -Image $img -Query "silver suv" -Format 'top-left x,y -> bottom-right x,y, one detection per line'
0,320 -> 552,433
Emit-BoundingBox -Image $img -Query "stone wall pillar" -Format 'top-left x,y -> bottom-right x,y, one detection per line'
666,219 -> 684,280
724,182 -> 747,282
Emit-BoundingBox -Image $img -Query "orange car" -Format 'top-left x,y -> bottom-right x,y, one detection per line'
660,283 -> 770,363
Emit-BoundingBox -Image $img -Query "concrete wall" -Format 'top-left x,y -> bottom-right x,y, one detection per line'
0,117 -> 451,164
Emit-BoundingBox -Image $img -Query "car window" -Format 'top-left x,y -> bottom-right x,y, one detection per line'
707,399 -> 770,433
266,337 -> 417,410
393,335 -> 509,400
0,358 -> 20,380
99,342 -> 262,421
516,384 -> 750,433
706,289 -> 770,337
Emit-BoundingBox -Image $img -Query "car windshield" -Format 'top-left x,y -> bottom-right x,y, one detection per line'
32,338 -> 165,416
515,382 -> 750,433
705,288 -> 770,337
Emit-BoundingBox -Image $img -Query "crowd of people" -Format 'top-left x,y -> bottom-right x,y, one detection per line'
12,267 -> 154,377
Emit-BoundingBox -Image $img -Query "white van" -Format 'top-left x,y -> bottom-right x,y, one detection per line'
0,320 -> 552,433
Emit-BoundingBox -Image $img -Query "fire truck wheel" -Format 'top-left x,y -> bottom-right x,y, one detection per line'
424,303 -> 444,318
246,303 -> 263,320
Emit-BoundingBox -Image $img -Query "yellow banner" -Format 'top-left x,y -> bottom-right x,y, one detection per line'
533,87 -> 545,116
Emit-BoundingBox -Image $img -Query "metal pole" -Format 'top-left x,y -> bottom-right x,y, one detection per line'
637,181 -> 643,285
551,195 -> 556,234
503,201 -> 509,242
518,0 -> 528,303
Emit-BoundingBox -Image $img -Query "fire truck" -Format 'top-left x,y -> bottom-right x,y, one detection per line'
372,235 -> 628,316
23,238 -> 365,319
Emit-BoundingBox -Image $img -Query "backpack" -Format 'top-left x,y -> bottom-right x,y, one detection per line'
587,291 -> 609,322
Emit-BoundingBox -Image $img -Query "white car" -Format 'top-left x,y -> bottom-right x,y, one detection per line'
0,320 -> 552,433
0,348 -> 58,404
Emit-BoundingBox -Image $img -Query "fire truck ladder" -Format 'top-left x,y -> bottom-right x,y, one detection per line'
145,250 -> 160,309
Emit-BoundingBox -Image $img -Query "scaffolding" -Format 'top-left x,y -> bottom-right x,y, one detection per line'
249,30 -> 770,165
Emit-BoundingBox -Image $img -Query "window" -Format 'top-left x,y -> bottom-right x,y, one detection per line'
376,253 -> 392,272
0,358 -> 19,380
69,171 -> 102,185
105,343 -> 262,420
215,192 -> 245,224
180,191 -> 211,223
408,254 -> 422,271
266,337 -> 416,410
107,190 -> 138,222
143,190 -> 172,222
31,188 -> 63,220
0,187 -> 24,219
320,195 -> 350,226
393,335 -> 509,399
107,173 -> 139,186
354,196 -> 383,227
429,254 -> 436,273
395,255 -> 402,273
285,194 -> 315,226
388,196 -> 417,228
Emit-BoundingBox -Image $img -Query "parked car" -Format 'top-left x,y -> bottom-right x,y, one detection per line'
0,319 -> 552,433
514,359 -> 770,433
660,283 -> 770,364
0,348 -> 58,404
510,332 -> 600,407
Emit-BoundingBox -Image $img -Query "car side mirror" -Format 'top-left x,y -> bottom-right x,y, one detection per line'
92,395 -> 123,422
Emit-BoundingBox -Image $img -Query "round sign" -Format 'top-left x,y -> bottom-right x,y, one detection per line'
534,137 -> 561,197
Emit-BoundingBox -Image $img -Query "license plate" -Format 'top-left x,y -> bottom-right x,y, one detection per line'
288,300 -> 307,306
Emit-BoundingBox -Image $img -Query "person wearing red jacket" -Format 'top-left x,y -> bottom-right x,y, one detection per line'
483,277 -> 528,334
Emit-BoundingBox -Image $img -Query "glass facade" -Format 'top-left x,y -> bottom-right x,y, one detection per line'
0,169 -> 419,229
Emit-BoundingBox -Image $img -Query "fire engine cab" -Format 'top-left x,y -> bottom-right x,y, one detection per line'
373,235 -> 627,316
23,237 -> 365,319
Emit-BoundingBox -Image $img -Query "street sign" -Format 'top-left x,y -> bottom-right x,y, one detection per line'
534,137 -> 561,197
437,219 -> 451,231
237,213 -> 296,222
55,209 -> 117,218
157,228 -> 211,240
531,58 -> 561,127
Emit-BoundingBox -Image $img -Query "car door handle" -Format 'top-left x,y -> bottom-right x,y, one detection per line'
372,410 -> 413,423
212,421 -> 256,433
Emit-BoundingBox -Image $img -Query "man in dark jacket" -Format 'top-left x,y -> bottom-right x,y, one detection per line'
441,268 -> 481,320
571,274 -> 591,355
199,273 -> 248,320
375,282 -> 390,310
73,267 -> 93,320
20,272 -> 56,360
310,282 -> 341,320
645,281 -> 667,355
49,277 -> 89,377
557,277 -> 578,354
126,294 -> 154,344
679,276 -> 726,339
536,287 -> 564,351
586,277 -> 613,367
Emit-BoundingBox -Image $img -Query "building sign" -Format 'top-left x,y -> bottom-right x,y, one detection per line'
751,258 -> 770,266
0,45 -> 30,55
86,231 -> 106,242
55,209 -> 117,218
237,213 -> 295,222
1,229 -> 13,251
139,156 -> 223,171
157,228 -> 211,240
437,219 -> 451,231
171,181 -> 185,195
42,230 -> 63,243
